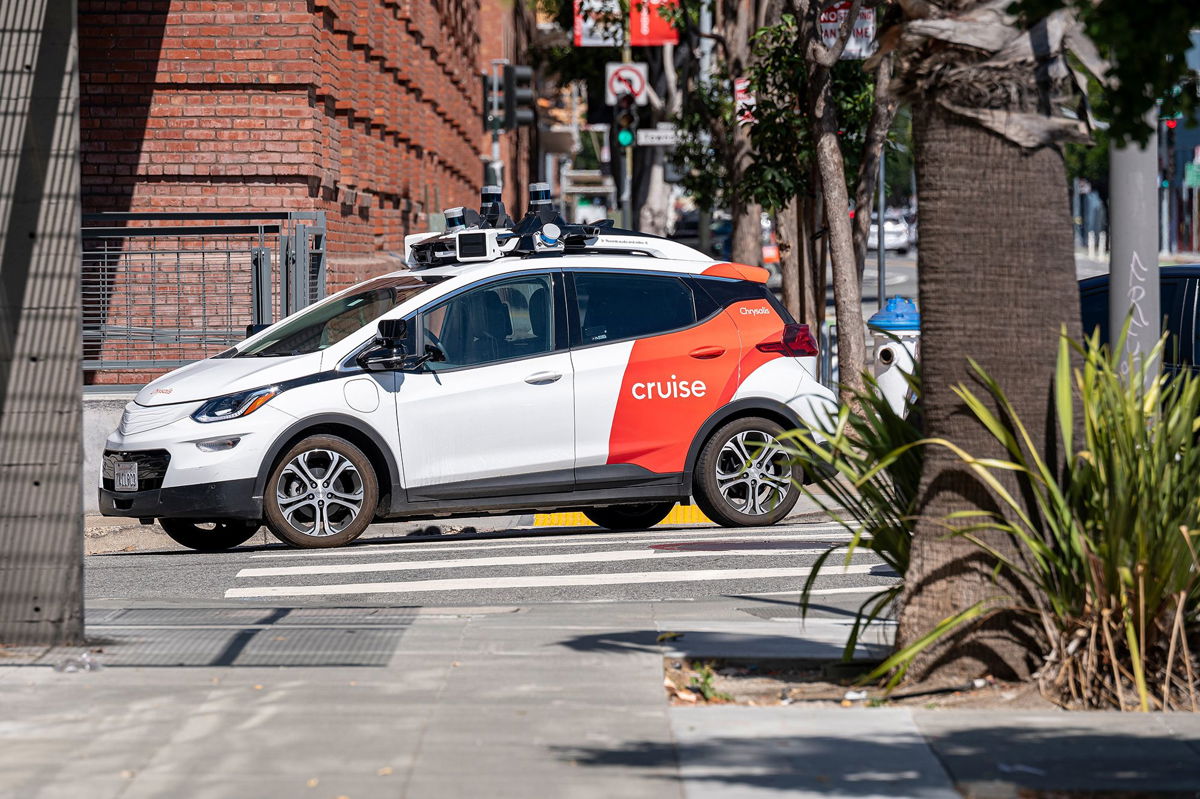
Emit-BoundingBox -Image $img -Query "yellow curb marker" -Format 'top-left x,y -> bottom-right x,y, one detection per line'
534,503 -> 712,528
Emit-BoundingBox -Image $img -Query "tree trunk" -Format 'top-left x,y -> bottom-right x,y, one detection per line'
808,66 -> 866,401
777,196 -> 802,320
896,106 -> 1083,681
638,146 -> 671,236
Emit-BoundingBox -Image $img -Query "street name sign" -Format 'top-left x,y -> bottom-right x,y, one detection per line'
636,127 -> 679,146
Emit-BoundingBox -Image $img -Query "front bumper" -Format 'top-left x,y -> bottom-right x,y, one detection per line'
98,478 -> 261,520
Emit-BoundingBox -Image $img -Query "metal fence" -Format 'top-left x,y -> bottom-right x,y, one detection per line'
81,211 -> 326,375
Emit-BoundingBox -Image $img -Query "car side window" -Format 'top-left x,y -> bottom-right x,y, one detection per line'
572,272 -> 696,345
422,274 -> 555,370
1080,277 -> 1190,366
1079,287 -> 1109,347
1162,277 -> 1189,366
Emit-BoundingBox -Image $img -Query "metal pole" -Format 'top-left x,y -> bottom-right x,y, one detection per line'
490,60 -> 506,192
621,42 -> 633,231
876,148 -> 886,310
697,2 -> 714,252
1109,114 -> 1160,383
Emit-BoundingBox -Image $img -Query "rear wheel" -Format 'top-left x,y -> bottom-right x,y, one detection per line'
160,518 -> 260,552
692,416 -> 801,527
264,435 -> 379,548
582,502 -> 675,531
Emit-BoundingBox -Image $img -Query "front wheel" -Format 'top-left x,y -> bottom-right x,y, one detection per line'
692,416 -> 802,527
582,502 -> 676,531
160,518 -> 260,552
264,435 -> 379,548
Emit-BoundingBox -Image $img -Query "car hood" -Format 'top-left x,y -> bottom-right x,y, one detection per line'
135,352 -> 324,406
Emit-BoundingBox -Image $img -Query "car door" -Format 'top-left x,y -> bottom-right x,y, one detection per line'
395,271 -> 575,500
568,269 -> 741,483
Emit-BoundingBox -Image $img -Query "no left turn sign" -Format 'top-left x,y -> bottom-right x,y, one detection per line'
605,62 -> 649,106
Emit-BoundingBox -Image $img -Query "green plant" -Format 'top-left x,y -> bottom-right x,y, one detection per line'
873,329 -> 1200,710
784,366 -> 923,660
688,662 -> 733,703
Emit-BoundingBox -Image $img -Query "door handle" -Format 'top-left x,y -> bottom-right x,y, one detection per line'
524,371 -> 563,385
688,345 -> 726,359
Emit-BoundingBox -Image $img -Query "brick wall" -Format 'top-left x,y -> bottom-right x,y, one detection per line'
80,0 -> 493,290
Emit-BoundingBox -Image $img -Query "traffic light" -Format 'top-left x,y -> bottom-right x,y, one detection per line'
614,92 -> 637,148
482,70 -> 504,133
503,64 -> 535,130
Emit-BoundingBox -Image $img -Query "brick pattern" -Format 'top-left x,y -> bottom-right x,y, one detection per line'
80,0 -> 488,280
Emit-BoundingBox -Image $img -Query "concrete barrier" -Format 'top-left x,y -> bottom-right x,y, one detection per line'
82,392 -> 135,513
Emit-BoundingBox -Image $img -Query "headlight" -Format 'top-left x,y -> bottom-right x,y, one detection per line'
191,387 -> 278,423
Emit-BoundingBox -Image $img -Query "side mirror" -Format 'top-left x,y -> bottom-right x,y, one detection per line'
358,343 -> 444,372
377,318 -> 407,345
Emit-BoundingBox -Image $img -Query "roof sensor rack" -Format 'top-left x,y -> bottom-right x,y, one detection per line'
403,182 -> 711,268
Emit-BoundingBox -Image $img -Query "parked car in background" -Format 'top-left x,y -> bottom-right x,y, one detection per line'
1079,265 -> 1199,372
868,213 -> 910,254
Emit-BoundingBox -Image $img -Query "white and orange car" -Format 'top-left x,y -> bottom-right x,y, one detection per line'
99,185 -> 837,550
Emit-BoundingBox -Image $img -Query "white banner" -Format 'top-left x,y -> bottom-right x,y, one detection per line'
574,0 -> 624,47
819,2 -> 876,60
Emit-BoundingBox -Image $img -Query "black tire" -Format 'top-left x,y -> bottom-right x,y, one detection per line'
160,518 -> 260,552
692,416 -> 802,527
263,434 -> 379,548
582,502 -> 676,531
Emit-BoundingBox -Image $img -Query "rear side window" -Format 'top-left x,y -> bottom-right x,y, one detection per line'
1080,277 -> 1190,366
694,277 -> 794,321
572,272 -> 697,344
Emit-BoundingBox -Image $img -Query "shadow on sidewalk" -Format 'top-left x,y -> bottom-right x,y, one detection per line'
555,724 -> 1200,796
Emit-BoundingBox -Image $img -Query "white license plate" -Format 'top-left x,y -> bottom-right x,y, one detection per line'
114,461 -> 138,492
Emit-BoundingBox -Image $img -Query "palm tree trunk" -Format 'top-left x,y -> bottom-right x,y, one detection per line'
896,106 -> 1083,681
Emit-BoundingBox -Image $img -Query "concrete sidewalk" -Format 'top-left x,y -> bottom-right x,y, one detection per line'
2,598 -> 1198,798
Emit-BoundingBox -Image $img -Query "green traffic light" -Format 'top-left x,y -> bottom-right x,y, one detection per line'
617,129 -> 634,147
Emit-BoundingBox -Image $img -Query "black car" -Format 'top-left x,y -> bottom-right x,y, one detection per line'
1079,265 -> 1200,372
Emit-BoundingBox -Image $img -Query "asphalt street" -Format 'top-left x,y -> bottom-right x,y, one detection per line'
85,519 -> 896,615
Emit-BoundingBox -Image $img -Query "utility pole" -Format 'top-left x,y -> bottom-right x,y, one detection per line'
489,59 -> 507,192
621,42 -> 634,230
876,147 -> 886,310
0,0 -> 84,645
697,1 -> 714,254
1109,115 -> 1160,383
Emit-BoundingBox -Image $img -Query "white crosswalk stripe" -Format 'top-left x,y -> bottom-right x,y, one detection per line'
246,525 -> 858,560
237,546 -> 854,578
224,522 -> 890,601
226,563 -> 882,599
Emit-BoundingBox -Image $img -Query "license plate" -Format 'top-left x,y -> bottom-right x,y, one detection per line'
114,461 -> 138,492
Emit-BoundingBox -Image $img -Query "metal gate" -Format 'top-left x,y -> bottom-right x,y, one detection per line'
81,211 -> 326,377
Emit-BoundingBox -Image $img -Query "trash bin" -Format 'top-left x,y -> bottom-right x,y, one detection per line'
868,297 -> 920,416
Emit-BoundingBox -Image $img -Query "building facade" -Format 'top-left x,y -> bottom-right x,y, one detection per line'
80,0 -> 535,289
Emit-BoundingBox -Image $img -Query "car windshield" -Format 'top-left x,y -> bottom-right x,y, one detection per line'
236,274 -> 439,357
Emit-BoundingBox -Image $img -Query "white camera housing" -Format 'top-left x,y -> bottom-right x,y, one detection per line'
454,229 -> 502,262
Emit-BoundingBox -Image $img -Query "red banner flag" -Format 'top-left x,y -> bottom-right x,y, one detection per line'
629,0 -> 678,47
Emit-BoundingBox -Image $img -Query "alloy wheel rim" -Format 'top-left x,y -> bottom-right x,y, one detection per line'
714,430 -> 792,516
275,449 -> 365,537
